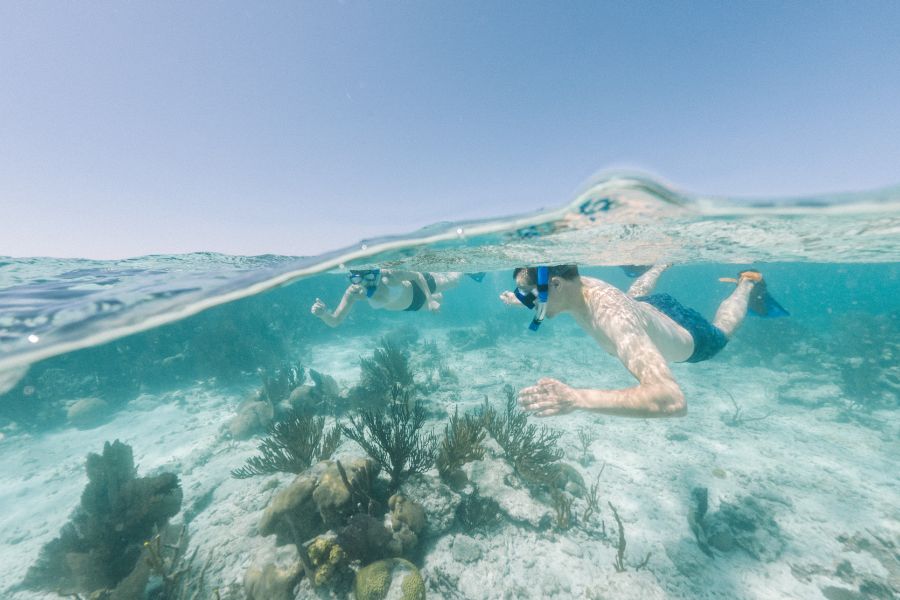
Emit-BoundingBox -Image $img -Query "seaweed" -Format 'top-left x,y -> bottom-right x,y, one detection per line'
551,490 -> 574,531
607,502 -> 649,571
581,465 -> 605,526
435,407 -> 486,481
341,390 -> 436,492
576,426 -> 598,465
351,338 -> 416,404
480,385 -> 564,485
231,413 -> 341,479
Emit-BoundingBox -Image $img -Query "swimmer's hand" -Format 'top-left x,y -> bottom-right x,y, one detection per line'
311,298 -> 328,316
500,290 -> 520,306
347,284 -> 367,298
427,299 -> 441,312
518,378 -> 580,417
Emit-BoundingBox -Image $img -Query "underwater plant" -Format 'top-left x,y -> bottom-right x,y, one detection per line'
435,406 -> 486,481
480,385 -> 564,485
231,413 -> 341,478
580,466 -> 605,526
351,338 -> 417,404
608,501 -> 651,572
576,426 -> 598,465
259,361 -> 305,406
23,440 -> 183,595
341,389 -> 436,492
551,489 -> 574,531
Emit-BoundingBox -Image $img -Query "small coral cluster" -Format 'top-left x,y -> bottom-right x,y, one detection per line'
23,440 -> 183,597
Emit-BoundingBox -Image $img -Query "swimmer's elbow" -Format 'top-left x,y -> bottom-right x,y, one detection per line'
646,385 -> 686,417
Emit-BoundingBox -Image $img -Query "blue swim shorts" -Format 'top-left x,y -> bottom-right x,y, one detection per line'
635,293 -> 728,363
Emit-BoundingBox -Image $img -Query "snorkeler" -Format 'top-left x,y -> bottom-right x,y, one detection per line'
311,269 -> 471,327
501,264 -> 787,417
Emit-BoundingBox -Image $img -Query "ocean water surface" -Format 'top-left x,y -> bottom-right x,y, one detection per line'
0,174 -> 898,600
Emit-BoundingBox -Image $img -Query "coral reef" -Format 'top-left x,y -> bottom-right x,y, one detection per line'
284,367 -> 349,416
231,412 -> 341,478
435,406 -> 486,484
480,385 -> 564,486
688,487 -> 787,561
244,544 -> 304,600
354,558 -> 425,600
259,361 -> 305,406
307,535 -> 348,586
258,457 -> 376,547
225,397 -> 274,440
337,513 -> 394,565
23,440 -> 183,596
350,338 -> 417,405
341,392 -> 436,492
386,494 -> 427,556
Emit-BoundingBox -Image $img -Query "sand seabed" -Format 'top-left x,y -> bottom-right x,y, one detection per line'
1,330 -> 898,600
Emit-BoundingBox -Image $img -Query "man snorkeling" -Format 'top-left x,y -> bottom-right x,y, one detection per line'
312,269 -> 480,327
501,264 -> 787,417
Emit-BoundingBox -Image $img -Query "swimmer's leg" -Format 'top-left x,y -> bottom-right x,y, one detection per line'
713,271 -> 759,338
431,272 -> 462,292
627,264 -> 670,298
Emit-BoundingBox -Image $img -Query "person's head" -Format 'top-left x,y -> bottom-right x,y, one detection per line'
512,265 -> 581,323
348,268 -> 381,297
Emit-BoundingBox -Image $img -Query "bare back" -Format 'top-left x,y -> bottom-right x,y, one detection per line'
574,277 -> 695,364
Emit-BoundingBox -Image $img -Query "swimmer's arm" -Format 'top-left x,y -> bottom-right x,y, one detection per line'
312,285 -> 364,327
577,325 -> 685,417
499,290 -> 527,307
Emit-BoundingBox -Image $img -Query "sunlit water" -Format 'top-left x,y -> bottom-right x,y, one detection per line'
1,174 -> 898,600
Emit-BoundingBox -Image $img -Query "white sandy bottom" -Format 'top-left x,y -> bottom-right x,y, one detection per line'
1,330 -> 898,599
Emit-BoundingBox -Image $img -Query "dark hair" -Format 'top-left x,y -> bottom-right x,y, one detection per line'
513,265 -> 580,284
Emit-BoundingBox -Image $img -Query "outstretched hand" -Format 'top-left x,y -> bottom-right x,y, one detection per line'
518,378 -> 580,417
499,290 -> 520,306
311,298 -> 328,316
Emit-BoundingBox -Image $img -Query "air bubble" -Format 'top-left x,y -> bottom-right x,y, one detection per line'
27,334 -> 39,344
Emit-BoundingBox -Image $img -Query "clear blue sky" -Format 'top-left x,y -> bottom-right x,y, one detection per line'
2,1 -> 899,259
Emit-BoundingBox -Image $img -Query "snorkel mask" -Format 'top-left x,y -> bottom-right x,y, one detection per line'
348,269 -> 381,297
514,266 -> 549,331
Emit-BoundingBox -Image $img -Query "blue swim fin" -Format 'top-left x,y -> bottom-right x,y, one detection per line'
747,279 -> 789,317
621,265 -> 652,278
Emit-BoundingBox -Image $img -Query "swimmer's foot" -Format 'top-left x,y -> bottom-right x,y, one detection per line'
723,270 -> 789,317
717,270 -> 763,284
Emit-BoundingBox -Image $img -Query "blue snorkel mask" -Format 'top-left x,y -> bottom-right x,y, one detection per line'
348,269 -> 381,297
514,266 -> 550,331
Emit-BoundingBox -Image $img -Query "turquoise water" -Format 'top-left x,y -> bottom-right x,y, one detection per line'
0,174 -> 898,599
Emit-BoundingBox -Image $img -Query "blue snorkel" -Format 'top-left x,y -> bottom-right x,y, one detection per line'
529,266 -> 550,331
348,269 -> 381,297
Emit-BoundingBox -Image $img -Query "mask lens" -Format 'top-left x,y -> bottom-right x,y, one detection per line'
363,272 -> 378,282
348,274 -> 362,284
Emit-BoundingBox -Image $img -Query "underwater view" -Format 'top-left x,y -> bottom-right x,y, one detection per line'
1,175 -> 898,600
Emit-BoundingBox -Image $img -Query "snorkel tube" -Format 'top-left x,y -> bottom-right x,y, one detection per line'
348,269 -> 381,297
529,266 -> 550,331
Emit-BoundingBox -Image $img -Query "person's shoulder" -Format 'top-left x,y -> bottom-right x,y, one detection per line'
583,277 -> 626,301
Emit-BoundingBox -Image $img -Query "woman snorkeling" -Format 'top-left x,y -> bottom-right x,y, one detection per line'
311,269 -> 474,327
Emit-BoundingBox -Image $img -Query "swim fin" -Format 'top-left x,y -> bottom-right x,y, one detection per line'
747,278 -> 789,317
467,272 -> 486,283
621,265 -> 652,278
